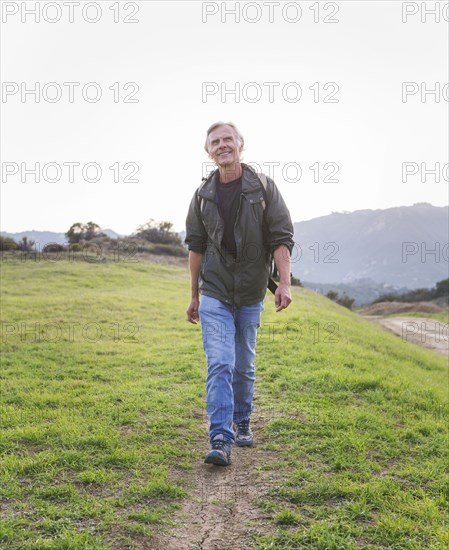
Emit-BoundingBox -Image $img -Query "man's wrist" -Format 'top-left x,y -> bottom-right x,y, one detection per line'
278,271 -> 291,286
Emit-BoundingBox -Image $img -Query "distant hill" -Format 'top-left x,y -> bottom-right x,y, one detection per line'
302,279 -> 411,308
0,229 -> 122,247
3,203 -> 447,299
292,203 -> 448,291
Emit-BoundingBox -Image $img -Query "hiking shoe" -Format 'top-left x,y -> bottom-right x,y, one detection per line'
234,419 -> 253,447
204,434 -> 232,466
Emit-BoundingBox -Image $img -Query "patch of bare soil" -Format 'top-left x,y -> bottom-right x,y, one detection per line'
370,316 -> 449,357
150,414 -> 285,550
359,301 -> 444,317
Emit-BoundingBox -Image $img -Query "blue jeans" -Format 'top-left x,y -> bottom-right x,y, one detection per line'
198,294 -> 264,444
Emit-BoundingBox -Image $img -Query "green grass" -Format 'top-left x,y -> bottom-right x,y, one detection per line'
1,256 -> 447,548
252,294 -> 448,549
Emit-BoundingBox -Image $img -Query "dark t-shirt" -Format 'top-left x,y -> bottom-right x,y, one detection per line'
216,176 -> 242,258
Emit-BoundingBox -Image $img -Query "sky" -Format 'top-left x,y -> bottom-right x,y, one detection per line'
1,0 -> 448,235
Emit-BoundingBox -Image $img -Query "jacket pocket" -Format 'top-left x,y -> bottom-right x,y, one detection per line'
242,192 -> 265,226
201,200 -> 223,247
238,193 -> 266,261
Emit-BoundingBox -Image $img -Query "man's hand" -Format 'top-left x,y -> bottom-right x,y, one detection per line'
272,245 -> 292,312
275,283 -> 292,312
186,297 -> 200,324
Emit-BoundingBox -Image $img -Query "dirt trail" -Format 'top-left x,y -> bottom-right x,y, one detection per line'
363,315 -> 449,356
150,413 -> 284,550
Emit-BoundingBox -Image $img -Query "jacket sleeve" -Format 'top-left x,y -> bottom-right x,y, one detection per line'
185,190 -> 208,253
264,176 -> 295,255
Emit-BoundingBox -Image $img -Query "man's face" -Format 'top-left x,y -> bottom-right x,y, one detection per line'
207,125 -> 242,167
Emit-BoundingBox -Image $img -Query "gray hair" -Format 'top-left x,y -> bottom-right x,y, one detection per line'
204,121 -> 244,154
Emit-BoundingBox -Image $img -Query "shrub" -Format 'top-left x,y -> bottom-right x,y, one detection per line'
326,290 -> 354,310
370,278 -> 448,305
290,275 -> 303,287
16,237 -> 35,251
150,244 -> 188,257
326,290 -> 338,301
0,236 -> 18,251
66,222 -> 104,244
133,219 -> 182,246
42,243 -> 66,253
336,293 -> 355,310
434,278 -> 449,298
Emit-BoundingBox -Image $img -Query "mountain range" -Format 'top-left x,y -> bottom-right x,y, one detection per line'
292,203 -> 448,291
0,229 -> 122,246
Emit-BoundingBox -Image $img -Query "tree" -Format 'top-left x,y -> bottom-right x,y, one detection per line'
326,290 -> 354,310
66,222 -> 103,244
434,278 -> 449,298
84,221 -> 101,241
66,222 -> 84,244
134,219 -> 181,245
371,279 -> 449,305
336,293 -> 355,310
290,274 -> 303,287
0,236 -> 18,251
16,236 -> 35,251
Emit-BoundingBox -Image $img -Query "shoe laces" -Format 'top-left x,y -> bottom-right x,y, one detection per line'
211,439 -> 229,451
236,419 -> 251,435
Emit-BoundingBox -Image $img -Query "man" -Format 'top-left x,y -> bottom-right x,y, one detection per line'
185,121 -> 294,466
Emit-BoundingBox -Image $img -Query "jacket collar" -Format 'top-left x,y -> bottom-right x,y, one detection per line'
198,163 -> 262,201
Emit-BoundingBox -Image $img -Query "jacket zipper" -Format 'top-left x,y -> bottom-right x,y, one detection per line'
232,193 -> 244,306
234,193 -> 244,260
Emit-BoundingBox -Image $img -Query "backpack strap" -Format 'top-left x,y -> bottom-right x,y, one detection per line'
257,172 -> 268,211
198,171 -> 268,216
256,173 -> 279,295
197,169 -> 279,295
196,177 -> 208,219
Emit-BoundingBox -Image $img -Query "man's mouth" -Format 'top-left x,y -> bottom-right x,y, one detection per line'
219,151 -> 231,157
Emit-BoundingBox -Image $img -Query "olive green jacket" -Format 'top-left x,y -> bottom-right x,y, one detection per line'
185,163 -> 294,307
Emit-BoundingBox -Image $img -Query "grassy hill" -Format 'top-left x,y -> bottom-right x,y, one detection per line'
1,257 -> 447,548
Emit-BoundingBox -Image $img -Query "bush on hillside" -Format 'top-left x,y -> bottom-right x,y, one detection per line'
0,236 -> 18,251
16,236 -> 36,251
113,238 -> 187,258
42,243 -> 66,253
133,220 -> 182,246
150,244 -> 188,257
326,290 -> 355,310
66,222 -> 106,244
290,274 -> 303,287
434,278 -> 449,298
372,278 -> 448,305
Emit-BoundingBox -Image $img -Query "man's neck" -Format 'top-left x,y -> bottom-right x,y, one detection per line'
218,162 -> 242,184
